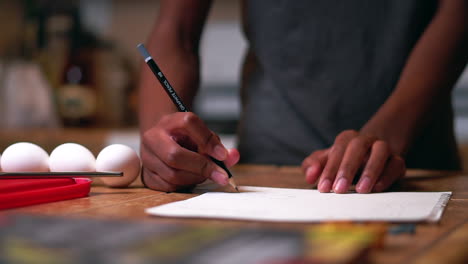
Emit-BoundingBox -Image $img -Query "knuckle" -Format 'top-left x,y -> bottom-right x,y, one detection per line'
335,133 -> 346,143
349,137 -> 365,149
204,132 -> 216,147
164,168 -> 177,180
335,129 -> 358,144
142,130 -> 150,141
182,112 -> 199,126
164,169 -> 181,184
158,114 -> 172,126
330,145 -> 344,156
343,129 -> 358,138
142,129 -> 164,147
374,140 -> 389,152
199,158 -> 211,178
142,129 -> 155,143
208,131 -> 221,143
310,149 -> 322,158
165,147 -> 181,167
140,148 -> 160,170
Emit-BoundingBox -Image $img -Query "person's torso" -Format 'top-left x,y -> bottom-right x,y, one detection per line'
237,0 -> 460,169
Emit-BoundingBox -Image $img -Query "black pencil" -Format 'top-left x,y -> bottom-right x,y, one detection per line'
137,43 -> 238,192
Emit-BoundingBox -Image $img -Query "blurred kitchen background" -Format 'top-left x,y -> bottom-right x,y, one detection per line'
0,0 -> 467,168
0,0 -> 243,151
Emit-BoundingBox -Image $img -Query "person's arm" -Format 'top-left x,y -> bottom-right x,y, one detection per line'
139,0 -> 239,191
303,0 -> 468,193
140,0 -> 210,132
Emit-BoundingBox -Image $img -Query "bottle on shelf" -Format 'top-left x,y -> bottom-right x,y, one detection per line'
57,44 -> 97,127
52,5 -> 98,128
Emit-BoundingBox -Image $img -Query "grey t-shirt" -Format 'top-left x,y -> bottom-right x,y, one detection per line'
237,0 -> 460,170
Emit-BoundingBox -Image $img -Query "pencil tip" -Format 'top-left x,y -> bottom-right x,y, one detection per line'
228,178 -> 239,192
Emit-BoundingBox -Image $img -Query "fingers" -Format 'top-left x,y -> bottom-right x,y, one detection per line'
146,134 -> 205,174
225,148 -> 240,168
372,155 -> 406,192
140,112 -> 234,192
317,130 -> 357,193
302,149 -> 329,185
142,147 -> 207,186
306,130 -> 405,194
160,112 -> 227,160
333,136 -> 375,193
355,141 -> 390,193
141,167 -> 179,192
143,136 -> 229,186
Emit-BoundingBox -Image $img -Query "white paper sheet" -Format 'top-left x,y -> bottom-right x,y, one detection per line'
146,186 -> 452,223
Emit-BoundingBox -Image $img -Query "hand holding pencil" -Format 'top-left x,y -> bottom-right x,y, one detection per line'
137,44 -> 240,192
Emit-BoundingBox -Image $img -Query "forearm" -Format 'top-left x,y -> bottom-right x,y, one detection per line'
138,0 -> 212,133
361,0 -> 468,155
138,37 -> 200,133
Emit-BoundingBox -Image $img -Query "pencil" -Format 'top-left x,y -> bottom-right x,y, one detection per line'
137,43 -> 238,192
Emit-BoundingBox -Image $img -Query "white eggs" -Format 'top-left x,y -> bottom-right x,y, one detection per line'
1,142 -> 49,172
96,144 -> 141,188
49,143 -> 96,172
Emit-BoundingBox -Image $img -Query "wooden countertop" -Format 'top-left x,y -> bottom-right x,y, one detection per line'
4,165 -> 468,264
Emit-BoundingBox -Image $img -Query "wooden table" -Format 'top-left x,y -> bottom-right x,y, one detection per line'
5,165 -> 468,264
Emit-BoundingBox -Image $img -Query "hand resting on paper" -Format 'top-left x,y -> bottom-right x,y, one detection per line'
302,130 -> 406,194
141,112 -> 240,192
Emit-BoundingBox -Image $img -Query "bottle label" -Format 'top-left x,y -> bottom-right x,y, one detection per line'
58,84 -> 97,119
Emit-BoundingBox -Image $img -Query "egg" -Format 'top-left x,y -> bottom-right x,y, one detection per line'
1,142 -> 49,172
96,144 -> 141,188
49,143 -> 96,172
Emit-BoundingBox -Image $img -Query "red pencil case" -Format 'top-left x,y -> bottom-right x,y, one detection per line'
0,178 -> 91,210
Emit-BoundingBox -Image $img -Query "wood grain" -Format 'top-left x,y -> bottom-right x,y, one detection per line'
5,165 -> 468,264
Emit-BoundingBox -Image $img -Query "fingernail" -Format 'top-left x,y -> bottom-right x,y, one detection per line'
333,170 -> 345,189
357,177 -> 371,193
334,178 -> 348,193
211,170 -> 228,186
318,179 -> 332,193
213,145 -> 227,160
